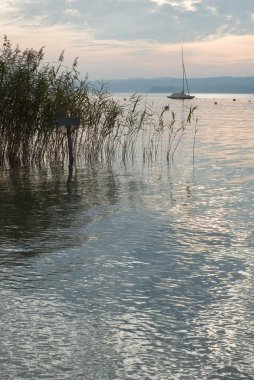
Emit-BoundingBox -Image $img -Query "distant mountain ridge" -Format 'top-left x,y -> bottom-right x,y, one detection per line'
95,76 -> 254,94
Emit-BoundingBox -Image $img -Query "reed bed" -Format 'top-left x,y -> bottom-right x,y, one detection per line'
0,36 -> 197,168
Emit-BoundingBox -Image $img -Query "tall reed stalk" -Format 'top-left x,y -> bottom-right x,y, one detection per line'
0,36 -> 198,168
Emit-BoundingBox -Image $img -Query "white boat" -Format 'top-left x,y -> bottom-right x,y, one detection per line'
167,46 -> 195,100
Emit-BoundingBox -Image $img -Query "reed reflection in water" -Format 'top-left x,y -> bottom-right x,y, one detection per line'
1,96 -> 254,380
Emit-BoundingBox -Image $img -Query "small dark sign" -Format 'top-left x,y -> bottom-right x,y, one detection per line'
57,117 -> 80,127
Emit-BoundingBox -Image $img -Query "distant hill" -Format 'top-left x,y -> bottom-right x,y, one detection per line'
93,77 -> 254,94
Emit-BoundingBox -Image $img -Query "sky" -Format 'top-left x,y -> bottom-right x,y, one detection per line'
1,0 -> 254,80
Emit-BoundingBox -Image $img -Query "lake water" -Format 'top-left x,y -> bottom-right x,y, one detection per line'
1,94 -> 254,380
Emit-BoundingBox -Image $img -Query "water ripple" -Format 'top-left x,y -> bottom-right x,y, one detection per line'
1,97 -> 254,379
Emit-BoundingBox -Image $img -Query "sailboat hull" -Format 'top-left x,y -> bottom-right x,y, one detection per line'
167,92 -> 195,100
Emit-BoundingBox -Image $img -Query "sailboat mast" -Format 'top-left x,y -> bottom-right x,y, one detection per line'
182,45 -> 190,95
167,45 -> 194,99
181,45 -> 185,93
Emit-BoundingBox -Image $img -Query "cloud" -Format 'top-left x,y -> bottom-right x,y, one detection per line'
1,0 -> 254,44
1,0 -> 254,78
153,0 -> 202,12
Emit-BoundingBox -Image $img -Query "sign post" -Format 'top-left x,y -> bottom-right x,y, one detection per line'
57,117 -> 80,195
57,117 -> 80,168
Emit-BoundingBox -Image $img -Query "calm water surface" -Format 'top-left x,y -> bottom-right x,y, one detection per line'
1,95 -> 254,379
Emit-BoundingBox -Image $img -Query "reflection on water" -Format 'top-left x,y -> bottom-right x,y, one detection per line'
1,97 -> 254,379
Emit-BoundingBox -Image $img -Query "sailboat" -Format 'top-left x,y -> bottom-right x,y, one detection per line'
167,46 -> 195,100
